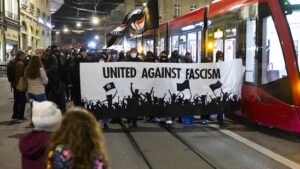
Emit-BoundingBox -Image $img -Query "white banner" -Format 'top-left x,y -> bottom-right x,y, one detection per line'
80,59 -> 245,117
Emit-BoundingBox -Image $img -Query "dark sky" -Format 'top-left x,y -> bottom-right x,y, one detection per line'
52,0 -> 124,29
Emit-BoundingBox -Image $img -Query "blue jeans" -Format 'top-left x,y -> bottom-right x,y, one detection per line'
28,93 -> 47,124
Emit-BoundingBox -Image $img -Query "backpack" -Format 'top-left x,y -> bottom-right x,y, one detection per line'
7,59 -> 16,83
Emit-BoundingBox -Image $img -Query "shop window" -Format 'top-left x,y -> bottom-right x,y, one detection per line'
261,16 -> 287,84
245,20 -> 256,83
187,32 -> 197,62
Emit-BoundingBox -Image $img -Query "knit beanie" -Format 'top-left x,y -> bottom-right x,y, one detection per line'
32,101 -> 62,132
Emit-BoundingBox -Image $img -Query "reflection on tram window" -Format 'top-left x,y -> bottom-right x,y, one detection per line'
224,38 -> 236,61
187,32 -> 197,62
160,38 -> 165,53
179,35 -> 187,56
262,16 -> 287,84
171,36 -> 179,52
144,40 -> 154,53
245,20 -> 256,83
225,28 -> 237,37
286,10 -> 300,72
197,31 -> 202,63
213,39 -> 223,62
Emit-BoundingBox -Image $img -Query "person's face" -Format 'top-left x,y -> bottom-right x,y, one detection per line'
20,54 -> 26,61
131,52 -> 137,58
82,51 -> 87,57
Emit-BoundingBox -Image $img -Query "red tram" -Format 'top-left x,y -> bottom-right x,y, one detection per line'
124,0 -> 300,132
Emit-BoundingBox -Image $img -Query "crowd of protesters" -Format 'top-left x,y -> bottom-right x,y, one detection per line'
7,46 -> 226,128
4,45 -> 229,169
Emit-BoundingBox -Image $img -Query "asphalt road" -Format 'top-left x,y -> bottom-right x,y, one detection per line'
0,78 -> 300,169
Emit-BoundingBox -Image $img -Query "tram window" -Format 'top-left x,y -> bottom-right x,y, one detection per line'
245,20 -> 256,83
198,31 -> 202,63
171,36 -> 179,52
213,39 -> 223,62
187,32 -> 197,62
179,35 -> 187,56
261,16 -> 287,84
224,39 -> 236,61
286,10 -> 300,72
160,38 -> 165,53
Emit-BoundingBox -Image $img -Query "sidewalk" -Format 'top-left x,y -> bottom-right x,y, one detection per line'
0,78 -> 32,169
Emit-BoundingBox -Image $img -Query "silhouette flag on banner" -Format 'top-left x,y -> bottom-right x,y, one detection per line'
177,80 -> 190,92
103,82 -> 116,92
209,80 -> 222,92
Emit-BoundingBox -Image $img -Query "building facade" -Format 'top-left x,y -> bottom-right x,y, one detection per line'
125,0 -> 213,24
0,0 -> 20,62
20,0 -> 51,54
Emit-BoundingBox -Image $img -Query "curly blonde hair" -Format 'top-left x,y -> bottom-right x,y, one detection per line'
48,107 -> 108,169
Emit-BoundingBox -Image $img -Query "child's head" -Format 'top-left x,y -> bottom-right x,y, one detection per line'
32,101 -> 62,132
49,107 -> 108,168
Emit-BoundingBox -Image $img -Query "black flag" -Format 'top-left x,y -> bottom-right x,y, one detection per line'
177,80 -> 190,92
103,82 -> 116,92
209,81 -> 222,92
106,14 -> 128,48
145,0 -> 159,30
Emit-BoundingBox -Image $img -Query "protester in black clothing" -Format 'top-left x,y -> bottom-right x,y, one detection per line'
169,50 -> 182,63
46,48 -> 67,113
183,52 -> 193,63
216,50 -> 226,128
145,51 -> 156,62
127,48 -> 141,62
118,51 -> 127,61
71,48 -> 87,106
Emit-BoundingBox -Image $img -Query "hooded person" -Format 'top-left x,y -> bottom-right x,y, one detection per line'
19,101 -> 62,169
127,48 -> 141,62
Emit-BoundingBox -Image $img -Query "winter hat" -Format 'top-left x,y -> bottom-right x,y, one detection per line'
32,101 -> 62,132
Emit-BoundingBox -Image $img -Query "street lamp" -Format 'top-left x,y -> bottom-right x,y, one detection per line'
92,17 -> 99,25
95,35 -> 99,40
143,3 -> 147,6
63,27 -> 69,33
76,22 -> 82,27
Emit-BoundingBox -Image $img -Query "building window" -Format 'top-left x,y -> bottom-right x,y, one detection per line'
21,0 -> 27,5
37,8 -> 40,17
30,3 -> 35,14
4,0 -> 18,20
174,4 -> 180,18
42,12 -> 46,19
190,4 -> 197,12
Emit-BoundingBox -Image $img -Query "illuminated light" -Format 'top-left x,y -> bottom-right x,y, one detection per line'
38,18 -> 44,24
92,17 -> 99,25
182,25 -> 196,31
56,31 -> 60,35
88,41 -> 96,48
208,42 -> 215,50
76,22 -> 82,27
289,0 -> 300,5
95,35 -> 99,40
143,3 -> 147,6
63,28 -> 69,33
214,29 -> 223,39
46,22 -> 52,28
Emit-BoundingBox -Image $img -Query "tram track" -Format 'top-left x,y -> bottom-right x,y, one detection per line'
119,121 -> 217,169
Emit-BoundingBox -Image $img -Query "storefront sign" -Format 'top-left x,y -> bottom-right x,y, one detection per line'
5,29 -> 19,42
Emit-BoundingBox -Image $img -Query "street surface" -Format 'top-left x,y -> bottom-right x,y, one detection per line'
1,77 -> 300,169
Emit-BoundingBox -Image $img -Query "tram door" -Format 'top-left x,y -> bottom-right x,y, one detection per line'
254,10 -> 294,128
179,35 -> 187,56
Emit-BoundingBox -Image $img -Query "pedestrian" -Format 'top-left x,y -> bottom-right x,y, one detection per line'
12,51 -> 27,120
216,50 -> 226,128
25,55 -> 49,126
47,107 -> 108,169
144,51 -> 156,62
118,51 -> 127,61
19,101 -> 62,169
